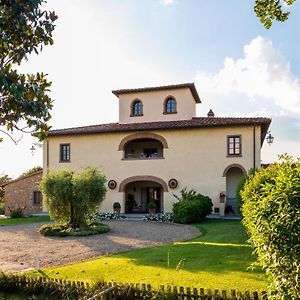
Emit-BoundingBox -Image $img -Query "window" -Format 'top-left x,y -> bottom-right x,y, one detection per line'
60,143 -> 70,162
33,191 -> 42,205
227,135 -> 241,156
131,99 -> 143,116
164,97 -> 177,114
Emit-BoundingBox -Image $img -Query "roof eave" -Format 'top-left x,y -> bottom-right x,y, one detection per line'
112,83 -> 201,103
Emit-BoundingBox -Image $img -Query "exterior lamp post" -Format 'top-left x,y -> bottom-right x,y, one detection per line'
266,131 -> 274,146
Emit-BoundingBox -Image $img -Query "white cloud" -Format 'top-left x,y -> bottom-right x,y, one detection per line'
196,36 -> 300,116
161,0 -> 176,7
195,36 -> 300,163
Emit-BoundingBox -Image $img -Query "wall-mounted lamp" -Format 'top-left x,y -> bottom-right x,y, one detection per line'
266,131 -> 274,146
30,143 -> 42,155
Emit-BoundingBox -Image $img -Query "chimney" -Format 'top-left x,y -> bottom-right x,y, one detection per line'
207,109 -> 215,117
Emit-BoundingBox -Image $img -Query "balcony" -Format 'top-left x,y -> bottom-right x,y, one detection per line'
123,138 -> 164,160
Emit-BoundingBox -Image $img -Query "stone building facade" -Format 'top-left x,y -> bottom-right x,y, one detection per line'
4,171 -> 43,216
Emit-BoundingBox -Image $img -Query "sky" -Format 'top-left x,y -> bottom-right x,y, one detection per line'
1,0 -> 300,178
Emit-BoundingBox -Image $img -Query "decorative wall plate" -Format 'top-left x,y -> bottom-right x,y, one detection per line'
108,180 -> 117,189
168,178 -> 178,189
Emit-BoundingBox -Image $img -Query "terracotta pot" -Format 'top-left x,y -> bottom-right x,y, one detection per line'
114,208 -> 121,214
148,208 -> 156,215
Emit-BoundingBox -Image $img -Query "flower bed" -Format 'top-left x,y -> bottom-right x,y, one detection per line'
142,212 -> 173,223
92,211 -> 126,221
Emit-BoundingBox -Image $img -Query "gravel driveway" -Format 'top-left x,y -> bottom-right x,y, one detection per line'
0,220 -> 199,272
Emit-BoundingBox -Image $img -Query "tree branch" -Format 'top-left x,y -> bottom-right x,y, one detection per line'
0,129 -> 23,145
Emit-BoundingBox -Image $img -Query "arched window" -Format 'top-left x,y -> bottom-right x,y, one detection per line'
164,97 -> 177,114
131,99 -> 143,116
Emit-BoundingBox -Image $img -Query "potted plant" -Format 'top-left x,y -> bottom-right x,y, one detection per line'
147,201 -> 156,215
113,202 -> 121,215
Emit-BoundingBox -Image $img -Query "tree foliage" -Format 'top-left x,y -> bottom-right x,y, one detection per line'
0,174 -> 11,199
235,168 -> 256,210
254,0 -> 297,29
0,0 -> 58,142
241,155 -> 300,299
20,166 -> 42,177
40,167 -> 106,228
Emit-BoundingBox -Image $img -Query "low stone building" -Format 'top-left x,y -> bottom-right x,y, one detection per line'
4,170 -> 43,216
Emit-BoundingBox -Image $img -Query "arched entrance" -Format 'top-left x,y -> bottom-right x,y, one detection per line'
224,165 -> 245,216
119,176 -> 168,214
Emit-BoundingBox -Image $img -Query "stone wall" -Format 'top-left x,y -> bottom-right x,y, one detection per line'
4,171 -> 43,216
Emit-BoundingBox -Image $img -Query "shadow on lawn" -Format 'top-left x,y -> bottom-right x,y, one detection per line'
115,241 -> 263,275
113,219 -> 263,276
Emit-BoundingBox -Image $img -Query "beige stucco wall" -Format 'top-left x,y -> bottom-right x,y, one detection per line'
43,125 -> 262,215
118,88 -> 197,124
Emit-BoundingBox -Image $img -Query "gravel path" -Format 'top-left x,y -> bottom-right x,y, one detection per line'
0,220 -> 199,272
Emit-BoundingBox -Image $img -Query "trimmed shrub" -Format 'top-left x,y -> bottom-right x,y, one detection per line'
241,155 -> 300,299
39,222 -> 109,237
113,201 -> 121,209
172,189 -> 212,224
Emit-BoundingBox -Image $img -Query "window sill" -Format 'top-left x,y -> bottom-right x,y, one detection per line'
130,114 -> 143,117
59,160 -> 71,163
227,154 -> 242,158
163,111 -> 177,115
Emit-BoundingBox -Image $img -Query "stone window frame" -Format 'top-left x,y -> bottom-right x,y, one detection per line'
59,143 -> 71,162
130,99 -> 143,117
227,135 -> 242,157
163,95 -> 177,114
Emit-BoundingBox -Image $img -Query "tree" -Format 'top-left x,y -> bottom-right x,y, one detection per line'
40,168 -> 107,228
0,174 -> 11,200
241,155 -> 300,299
20,166 -> 42,177
254,0 -> 297,29
0,0 -> 58,143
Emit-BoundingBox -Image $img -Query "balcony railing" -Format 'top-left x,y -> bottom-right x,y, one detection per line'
123,153 -> 164,160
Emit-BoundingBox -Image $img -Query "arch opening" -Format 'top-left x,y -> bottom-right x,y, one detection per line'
225,166 -> 244,217
119,176 -> 168,214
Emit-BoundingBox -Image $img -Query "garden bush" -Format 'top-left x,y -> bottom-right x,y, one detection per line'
172,189 -> 212,224
39,222 -> 109,237
241,155 -> 300,299
9,207 -> 24,218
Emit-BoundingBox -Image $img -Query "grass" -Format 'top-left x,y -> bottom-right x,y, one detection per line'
28,219 -> 267,292
0,215 -> 50,226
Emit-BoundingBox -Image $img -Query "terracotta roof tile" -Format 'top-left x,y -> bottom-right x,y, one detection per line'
48,117 -> 271,144
112,83 -> 201,103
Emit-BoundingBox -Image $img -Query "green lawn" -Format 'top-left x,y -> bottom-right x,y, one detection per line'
29,219 -> 267,292
0,215 -> 50,226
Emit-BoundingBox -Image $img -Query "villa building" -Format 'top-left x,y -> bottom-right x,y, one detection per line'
43,83 -> 271,216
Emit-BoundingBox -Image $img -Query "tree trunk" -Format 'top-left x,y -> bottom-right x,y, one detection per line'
69,203 -> 78,228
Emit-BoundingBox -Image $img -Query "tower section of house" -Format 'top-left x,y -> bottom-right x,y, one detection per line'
43,83 -> 271,216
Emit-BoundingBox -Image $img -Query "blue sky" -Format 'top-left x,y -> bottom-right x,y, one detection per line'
1,0 -> 300,178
